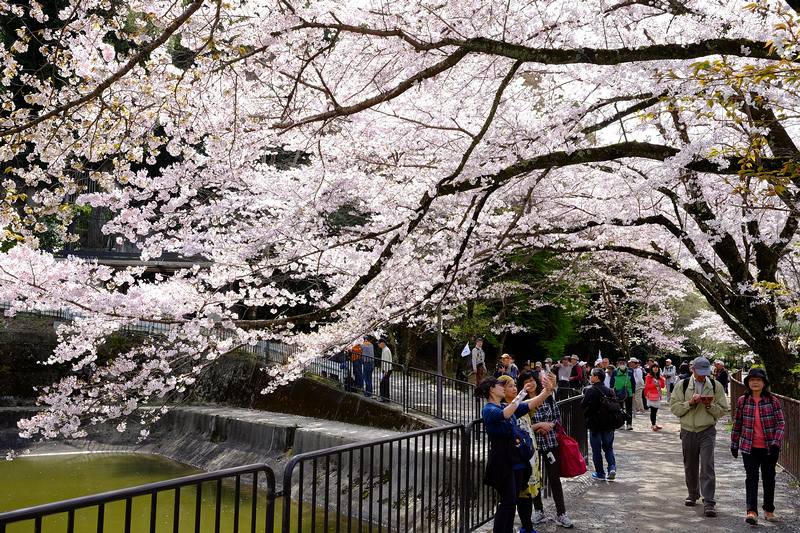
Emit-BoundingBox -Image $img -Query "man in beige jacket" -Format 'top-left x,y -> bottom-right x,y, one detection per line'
670,356 -> 729,518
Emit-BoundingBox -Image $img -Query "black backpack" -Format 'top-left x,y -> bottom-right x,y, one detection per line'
595,392 -> 626,431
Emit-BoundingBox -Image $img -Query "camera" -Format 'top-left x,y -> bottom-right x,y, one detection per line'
546,451 -> 556,464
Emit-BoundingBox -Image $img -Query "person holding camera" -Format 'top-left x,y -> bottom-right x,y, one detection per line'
474,374 -> 548,533
669,356 -> 728,518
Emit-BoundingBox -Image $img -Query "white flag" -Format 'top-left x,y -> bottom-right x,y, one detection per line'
461,343 -> 471,357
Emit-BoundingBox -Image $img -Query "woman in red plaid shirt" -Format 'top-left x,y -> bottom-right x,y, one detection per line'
730,368 -> 786,525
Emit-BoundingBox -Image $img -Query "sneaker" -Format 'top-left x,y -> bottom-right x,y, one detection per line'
652,425 -> 658,431
765,511 -> 777,522
626,424 -> 633,430
531,510 -> 547,524
685,497 -> 697,506
704,504 -> 717,517
591,473 -> 605,480
606,469 -> 616,481
555,514 -> 574,528
654,425 -> 662,430
746,511 -> 758,525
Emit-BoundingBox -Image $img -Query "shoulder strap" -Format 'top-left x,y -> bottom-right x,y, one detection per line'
682,377 -> 716,395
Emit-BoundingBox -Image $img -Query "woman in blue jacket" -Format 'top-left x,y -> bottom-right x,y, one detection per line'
475,373 -> 552,533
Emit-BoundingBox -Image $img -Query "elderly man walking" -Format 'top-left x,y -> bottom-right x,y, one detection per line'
670,357 -> 728,517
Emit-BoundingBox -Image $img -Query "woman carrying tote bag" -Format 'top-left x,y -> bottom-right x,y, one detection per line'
644,364 -> 665,430
529,394 -> 575,528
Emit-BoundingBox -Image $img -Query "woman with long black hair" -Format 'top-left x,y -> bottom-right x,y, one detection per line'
475,371 -> 553,533
644,364 -> 665,430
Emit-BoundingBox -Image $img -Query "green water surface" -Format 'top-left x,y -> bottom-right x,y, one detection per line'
0,452 -> 353,532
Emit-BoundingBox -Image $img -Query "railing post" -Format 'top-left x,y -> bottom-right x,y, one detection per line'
461,423 -> 473,533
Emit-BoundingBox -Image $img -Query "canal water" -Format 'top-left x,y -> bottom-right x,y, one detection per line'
0,452 -> 350,532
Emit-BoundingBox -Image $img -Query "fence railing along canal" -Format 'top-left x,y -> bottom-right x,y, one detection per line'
0,464 -> 276,533
0,395 -> 587,533
287,352 -> 483,427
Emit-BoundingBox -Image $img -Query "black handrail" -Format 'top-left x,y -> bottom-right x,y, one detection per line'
282,424 -> 465,533
0,463 -> 276,533
298,352 -> 480,426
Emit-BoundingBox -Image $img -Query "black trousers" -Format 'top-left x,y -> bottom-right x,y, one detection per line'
494,468 -> 524,533
516,463 -> 534,531
623,396 -> 633,425
379,371 -> 391,400
742,448 -> 779,514
533,449 -> 566,516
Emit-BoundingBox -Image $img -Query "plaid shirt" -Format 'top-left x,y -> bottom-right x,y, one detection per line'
731,394 -> 786,455
530,396 -> 562,452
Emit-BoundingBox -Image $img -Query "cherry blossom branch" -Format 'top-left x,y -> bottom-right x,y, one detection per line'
0,0 -> 205,138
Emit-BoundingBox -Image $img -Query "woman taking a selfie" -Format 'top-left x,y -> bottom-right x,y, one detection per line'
474,371 -> 553,533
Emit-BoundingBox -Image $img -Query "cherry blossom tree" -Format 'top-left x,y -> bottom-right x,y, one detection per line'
684,308 -> 752,361
3,0 -> 800,439
579,257 -> 687,360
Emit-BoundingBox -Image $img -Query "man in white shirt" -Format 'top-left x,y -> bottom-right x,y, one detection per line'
555,357 -> 573,388
632,359 -> 645,413
663,358 -> 677,403
471,337 -> 486,385
598,358 -> 613,388
377,338 -> 393,402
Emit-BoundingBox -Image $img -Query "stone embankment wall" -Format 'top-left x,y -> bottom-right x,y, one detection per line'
0,317 -> 436,472
0,316 -> 61,402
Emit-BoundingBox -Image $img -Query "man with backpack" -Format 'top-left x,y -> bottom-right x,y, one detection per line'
581,367 -> 622,480
611,358 -> 634,430
669,356 -> 729,518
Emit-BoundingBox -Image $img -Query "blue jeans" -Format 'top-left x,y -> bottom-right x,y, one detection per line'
363,362 -> 375,396
589,428 -> 616,477
353,359 -> 363,389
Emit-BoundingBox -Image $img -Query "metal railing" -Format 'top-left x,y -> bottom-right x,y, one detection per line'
403,366 -> 481,425
730,372 -> 799,481
463,419 -> 497,531
282,424 -> 465,533
280,350 -> 481,427
0,463 -> 275,533
1,396 -> 587,533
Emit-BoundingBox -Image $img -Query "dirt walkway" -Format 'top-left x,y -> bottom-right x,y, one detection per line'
504,405 -> 800,532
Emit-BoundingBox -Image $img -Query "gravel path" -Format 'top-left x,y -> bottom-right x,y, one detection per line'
484,405 -> 800,532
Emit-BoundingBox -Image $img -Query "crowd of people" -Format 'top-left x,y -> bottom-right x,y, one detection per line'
467,336 -> 787,531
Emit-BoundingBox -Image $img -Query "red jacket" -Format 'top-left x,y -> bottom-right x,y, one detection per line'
644,375 -> 665,401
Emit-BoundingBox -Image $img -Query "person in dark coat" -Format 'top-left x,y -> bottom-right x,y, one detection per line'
714,360 -> 729,394
474,375 -> 551,533
581,367 -> 617,480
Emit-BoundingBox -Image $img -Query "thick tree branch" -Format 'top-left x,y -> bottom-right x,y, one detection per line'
299,21 -> 779,63
274,48 -> 470,131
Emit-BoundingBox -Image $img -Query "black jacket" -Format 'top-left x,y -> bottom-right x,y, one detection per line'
581,381 -> 614,431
